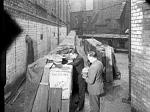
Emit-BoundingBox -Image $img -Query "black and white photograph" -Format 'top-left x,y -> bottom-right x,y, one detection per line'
2,0 -> 150,112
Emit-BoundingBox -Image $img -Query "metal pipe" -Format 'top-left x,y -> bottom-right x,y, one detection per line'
57,0 -> 60,45
128,0 -> 131,103
122,0 -> 131,104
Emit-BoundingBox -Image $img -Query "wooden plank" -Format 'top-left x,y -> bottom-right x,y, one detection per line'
31,85 -> 49,112
62,100 -> 70,112
48,88 -> 62,112
31,63 -> 53,112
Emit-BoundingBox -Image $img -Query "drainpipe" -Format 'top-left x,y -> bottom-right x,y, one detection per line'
122,0 -> 131,104
57,0 -> 60,45
128,0 -> 131,103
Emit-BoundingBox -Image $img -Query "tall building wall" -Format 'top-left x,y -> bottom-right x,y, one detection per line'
70,0 -> 129,34
131,0 -> 150,112
93,0 -> 126,10
4,0 -> 70,100
85,0 -> 93,10
70,0 -> 86,12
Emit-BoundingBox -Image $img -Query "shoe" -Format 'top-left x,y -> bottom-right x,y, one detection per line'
75,107 -> 80,112
114,72 -> 121,80
75,106 -> 84,112
116,72 -> 121,80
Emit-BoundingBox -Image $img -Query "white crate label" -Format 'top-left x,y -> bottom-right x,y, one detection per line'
49,67 -> 72,99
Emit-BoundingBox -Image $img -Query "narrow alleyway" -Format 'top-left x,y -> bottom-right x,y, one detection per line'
84,53 -> 131,112
4,0 -> 150,111
5,53 -> 130,112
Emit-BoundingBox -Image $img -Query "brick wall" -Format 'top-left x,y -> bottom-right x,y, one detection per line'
131,0 -> 150,112
4,0 -> 68,100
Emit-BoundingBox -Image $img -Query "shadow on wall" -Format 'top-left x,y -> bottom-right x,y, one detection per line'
3,10 -> 23,103
25,35 -> 34,65
4,35 -> 35,103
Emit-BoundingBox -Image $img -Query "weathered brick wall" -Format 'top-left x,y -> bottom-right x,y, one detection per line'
131,0 -> 150,112
5,17 -> 67,86
4,0 -> 68,100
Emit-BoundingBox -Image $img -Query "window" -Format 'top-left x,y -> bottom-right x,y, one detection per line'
40,34 -> 43,40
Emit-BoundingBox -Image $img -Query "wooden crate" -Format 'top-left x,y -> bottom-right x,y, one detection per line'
49,65 -> 73,100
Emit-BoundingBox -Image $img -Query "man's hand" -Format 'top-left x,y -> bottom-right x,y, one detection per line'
82,67 -> 89,79
67,62 -> 72,65
82,73 -> 87,79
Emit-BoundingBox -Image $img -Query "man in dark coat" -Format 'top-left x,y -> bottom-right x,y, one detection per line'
68,49 -> 85,112
83,51 -> 104,112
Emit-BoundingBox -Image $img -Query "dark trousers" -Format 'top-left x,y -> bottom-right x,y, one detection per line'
78,75 -> 86,110
89,94 -> 100,112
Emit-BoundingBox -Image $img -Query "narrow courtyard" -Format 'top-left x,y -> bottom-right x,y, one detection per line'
3,0 -> 150,112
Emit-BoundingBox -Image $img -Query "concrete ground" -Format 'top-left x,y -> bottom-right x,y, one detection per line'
5,82 -> 25,112
5,53 -> 131,112
84,53 -> 131,112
